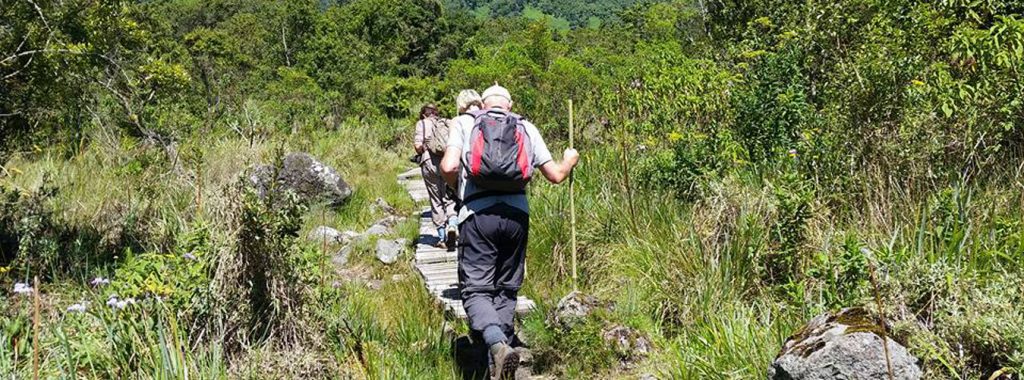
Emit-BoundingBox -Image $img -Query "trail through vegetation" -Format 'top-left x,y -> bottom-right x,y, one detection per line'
2,0 -> 1023,378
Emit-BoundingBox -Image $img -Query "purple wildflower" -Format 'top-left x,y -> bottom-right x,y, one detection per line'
183,252 -> 197,261
107,295 -> 136,310
67,303 -> 87,313
90,277 -> 110,287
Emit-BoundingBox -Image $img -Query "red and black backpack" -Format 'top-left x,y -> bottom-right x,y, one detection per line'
465,109 -> 534,193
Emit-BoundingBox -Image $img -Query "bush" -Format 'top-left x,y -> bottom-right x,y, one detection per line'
213,162 -> 312,353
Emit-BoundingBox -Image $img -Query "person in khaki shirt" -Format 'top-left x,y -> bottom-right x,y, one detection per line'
413,103 -> 457,248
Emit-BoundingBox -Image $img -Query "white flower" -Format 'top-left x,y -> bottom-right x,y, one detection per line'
13,282 -> 33,295
90,277 -> 110,287
182,252 -> 197,261
67,303 -> 87,313
107,295 -> 135,310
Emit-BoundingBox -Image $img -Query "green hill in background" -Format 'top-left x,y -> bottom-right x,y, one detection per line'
445,0 -> 641,28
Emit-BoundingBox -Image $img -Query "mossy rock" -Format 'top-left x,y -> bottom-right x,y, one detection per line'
769,307 -> 922,380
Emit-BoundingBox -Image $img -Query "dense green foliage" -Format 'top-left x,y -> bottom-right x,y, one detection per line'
444,0 -> 639,28
2,0 -> 1023,378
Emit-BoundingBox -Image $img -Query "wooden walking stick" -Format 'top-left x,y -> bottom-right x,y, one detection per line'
32,276 -> 40,380
568,100 -> 578,293
861,248 -> 895,380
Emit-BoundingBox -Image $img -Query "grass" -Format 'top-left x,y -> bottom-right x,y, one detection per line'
2,122 -> 1023,379
0,123 -> 456,378
515,142 -> 1024,378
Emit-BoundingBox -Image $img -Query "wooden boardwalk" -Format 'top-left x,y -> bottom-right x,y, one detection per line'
397,168 -> 536,319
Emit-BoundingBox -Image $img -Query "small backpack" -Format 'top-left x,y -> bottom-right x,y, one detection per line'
464,110 -> 534,192
423,117 -> 451,155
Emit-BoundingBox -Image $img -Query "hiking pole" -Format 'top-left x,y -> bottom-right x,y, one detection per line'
568,100 -> 578,293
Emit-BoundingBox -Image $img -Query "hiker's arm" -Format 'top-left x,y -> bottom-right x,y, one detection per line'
413,121 -> 426,155
538,149 -> 580,184
441,147 -> 462,188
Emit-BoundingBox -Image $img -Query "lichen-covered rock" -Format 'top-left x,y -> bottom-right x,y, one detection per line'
249,153 -> 352,207
331,246 -> 351,267
602,325 -> 651,361
376,238 -> 407,264
308,226 -> 343,243
370,197 -> 398,215
549,291 -> 599,330
769,308 -> 922,380
364,224 -> 391,237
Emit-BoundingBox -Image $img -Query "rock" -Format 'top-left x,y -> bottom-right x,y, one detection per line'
249,152 -> 352,207
308,226 -> 343,243
769,308 -> 922,380
336,266 -> 372,286
602,325 -> 651,361
373,215 -> 405,228
371,197 -> 398,215
550,291 -> 598,330
514,347 -> 534,365
638,374 -> 658,380
366,279 -> 383,290
331,246 -> 352,267
364,224 -> 390,237
512,348 -> 536,380
376,238 -> 407,264
340,230 -> 361,242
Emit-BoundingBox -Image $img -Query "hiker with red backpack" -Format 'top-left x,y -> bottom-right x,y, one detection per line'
413,103 -> 458,248
441,85 -> 579,379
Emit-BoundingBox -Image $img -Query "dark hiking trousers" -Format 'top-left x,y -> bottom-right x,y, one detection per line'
458,203 -> 529,341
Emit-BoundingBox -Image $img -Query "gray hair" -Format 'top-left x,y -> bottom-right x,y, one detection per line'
456,89 -> 483,113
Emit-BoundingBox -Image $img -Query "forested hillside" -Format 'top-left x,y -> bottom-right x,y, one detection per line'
444,0 -> 639,28
2,0 -> 1023,378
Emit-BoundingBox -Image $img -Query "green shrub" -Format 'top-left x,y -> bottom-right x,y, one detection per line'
214,163 -> 311,353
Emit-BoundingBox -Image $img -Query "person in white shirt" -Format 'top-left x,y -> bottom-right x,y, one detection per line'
441,85 -> 579,379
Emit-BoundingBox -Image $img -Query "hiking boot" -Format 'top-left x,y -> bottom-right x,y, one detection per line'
490,343 -> 520,380
445,224 -> 458,251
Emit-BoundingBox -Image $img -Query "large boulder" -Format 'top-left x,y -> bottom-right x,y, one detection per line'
249,153 -> 352,207
769,308 -> 922,380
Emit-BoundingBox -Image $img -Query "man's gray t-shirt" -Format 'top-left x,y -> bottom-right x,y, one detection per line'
448,109 -> 553,223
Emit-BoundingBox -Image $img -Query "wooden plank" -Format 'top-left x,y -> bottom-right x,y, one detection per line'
402,173 -> 538,321
419,270 -> 457,278
397,168 -> 421,180
415,263 -> 453,273
424,278 -> 459,286
415,252 -> 457,264
416,246 -> 454,255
